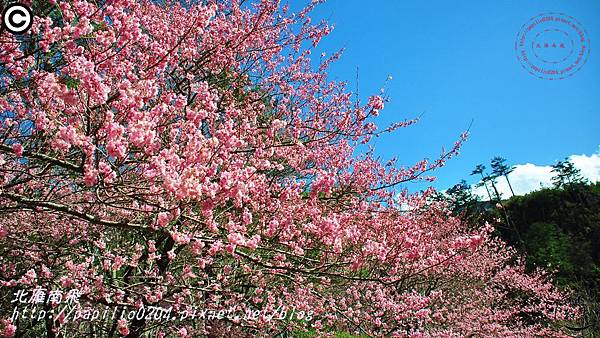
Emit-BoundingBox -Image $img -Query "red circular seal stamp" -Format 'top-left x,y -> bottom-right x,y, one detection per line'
515,13 -> 590,80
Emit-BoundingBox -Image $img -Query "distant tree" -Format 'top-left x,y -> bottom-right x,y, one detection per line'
447,180 -> 474,209
487,173 -> 502,201
446,179 -> 470,198
552,159 -> 586,188
471,164 -> 493,200
491,156 -> 516,197
445,180 -> 485,225
473,160 -> 522,248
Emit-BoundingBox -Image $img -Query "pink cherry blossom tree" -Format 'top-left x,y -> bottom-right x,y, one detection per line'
0,0 -> 579,336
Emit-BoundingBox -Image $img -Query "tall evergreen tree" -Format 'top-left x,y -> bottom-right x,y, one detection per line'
486,174 -> 503,201
471,164 -> 493,201
552,159 -> 585,188
491,156 -> 516,197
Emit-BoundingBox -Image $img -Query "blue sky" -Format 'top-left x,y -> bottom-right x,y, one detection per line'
307,0 -> 600,194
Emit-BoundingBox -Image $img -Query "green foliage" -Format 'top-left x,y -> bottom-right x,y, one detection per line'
522,222 -> 573,284
64,76 -> 80,89
551,159 -> 587,188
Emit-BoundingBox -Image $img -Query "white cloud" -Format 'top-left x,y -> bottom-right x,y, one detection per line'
570,151 -> 600,183
472,148 -> 600,200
